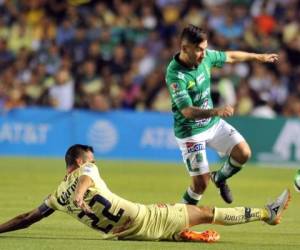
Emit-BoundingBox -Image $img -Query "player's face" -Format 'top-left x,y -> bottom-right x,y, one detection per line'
77,151 -> 96,166
186,40 -> 207,65
85,151 -> 96,164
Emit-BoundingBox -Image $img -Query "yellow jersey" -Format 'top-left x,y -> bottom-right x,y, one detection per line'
43,163 -> 188,241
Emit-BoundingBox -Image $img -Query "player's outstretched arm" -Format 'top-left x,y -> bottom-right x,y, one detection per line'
0,208 -> 47,234
181,105 -> 234,119
225,51 -> 278,63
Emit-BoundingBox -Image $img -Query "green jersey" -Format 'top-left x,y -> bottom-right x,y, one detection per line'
165,50 -> 226,138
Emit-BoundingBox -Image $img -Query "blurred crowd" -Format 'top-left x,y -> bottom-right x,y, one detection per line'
0,0 -> 300,118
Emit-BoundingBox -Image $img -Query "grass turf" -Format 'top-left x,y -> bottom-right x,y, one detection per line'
0,157 -> 299,250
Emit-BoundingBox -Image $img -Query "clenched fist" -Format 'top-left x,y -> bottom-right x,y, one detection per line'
216,105 -> 234,117
73,195 -> 94,214
258,54 -> 278,63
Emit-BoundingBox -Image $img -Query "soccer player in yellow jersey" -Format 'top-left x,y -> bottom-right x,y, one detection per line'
0,144 -> 290,243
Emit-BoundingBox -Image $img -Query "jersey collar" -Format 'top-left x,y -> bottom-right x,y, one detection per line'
174,53 -> 198,70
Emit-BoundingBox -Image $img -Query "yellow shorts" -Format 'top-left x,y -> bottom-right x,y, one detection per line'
118,203 -> 189,241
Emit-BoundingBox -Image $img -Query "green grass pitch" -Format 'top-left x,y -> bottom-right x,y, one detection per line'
0,157 -> 299,250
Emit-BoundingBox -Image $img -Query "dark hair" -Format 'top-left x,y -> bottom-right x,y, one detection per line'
65,144 -> 94,167
180,24 -> 207,44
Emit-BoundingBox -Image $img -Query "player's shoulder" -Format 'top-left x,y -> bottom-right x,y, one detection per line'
82,162 -> 97,167
206,49 -> 221,54
167,53 -> 187,72
166,57 -> 178,72
166,60 -> 188,84
205,49 -> 216,57
81,162 -> 99,173
205,49 -> 225,58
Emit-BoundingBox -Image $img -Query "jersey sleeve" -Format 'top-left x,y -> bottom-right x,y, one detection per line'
206,49 -> 226,68
79,163 -> 101,185
38,203 -> 55,217
39,194 -> 56,217
166,74 -> 192,110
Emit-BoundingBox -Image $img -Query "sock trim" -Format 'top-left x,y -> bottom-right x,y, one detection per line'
229,157 -> 243,168
182,194 -> 198,205
182,188 -> 202,205
187,187 -> 202,200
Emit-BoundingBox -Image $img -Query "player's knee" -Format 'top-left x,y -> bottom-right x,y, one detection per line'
198,206 -> 214,222
239,146 -> 251,163
232,143 -> 251,164
187,205 -> 214,226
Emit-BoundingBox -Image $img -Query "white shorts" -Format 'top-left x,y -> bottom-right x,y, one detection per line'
175,119 -> 245,176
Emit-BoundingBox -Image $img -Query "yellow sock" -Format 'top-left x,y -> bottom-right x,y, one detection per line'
213,207 -> 269,225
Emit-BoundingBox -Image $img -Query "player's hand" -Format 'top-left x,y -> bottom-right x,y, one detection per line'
216,105 -> 234,117
258,53 -> 278,63
73,196 -> 94,214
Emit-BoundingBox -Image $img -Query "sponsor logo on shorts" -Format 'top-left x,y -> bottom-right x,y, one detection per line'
229,128 -> 236,136
186,142 -> 205,153
196,153 -> 203,162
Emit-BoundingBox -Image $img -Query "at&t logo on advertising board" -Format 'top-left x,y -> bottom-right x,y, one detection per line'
88,120 -> 118,153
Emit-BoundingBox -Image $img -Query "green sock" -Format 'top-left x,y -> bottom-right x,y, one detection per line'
182,187 -> 202,205
214,157 -> 242,183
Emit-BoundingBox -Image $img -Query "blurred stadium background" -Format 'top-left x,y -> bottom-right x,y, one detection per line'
0,0 -> 300,249
0,0 -> 300,163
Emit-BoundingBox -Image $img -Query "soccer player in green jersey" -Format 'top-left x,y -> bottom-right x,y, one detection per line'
165,24 -> 279,205
0,144 -> 290,243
